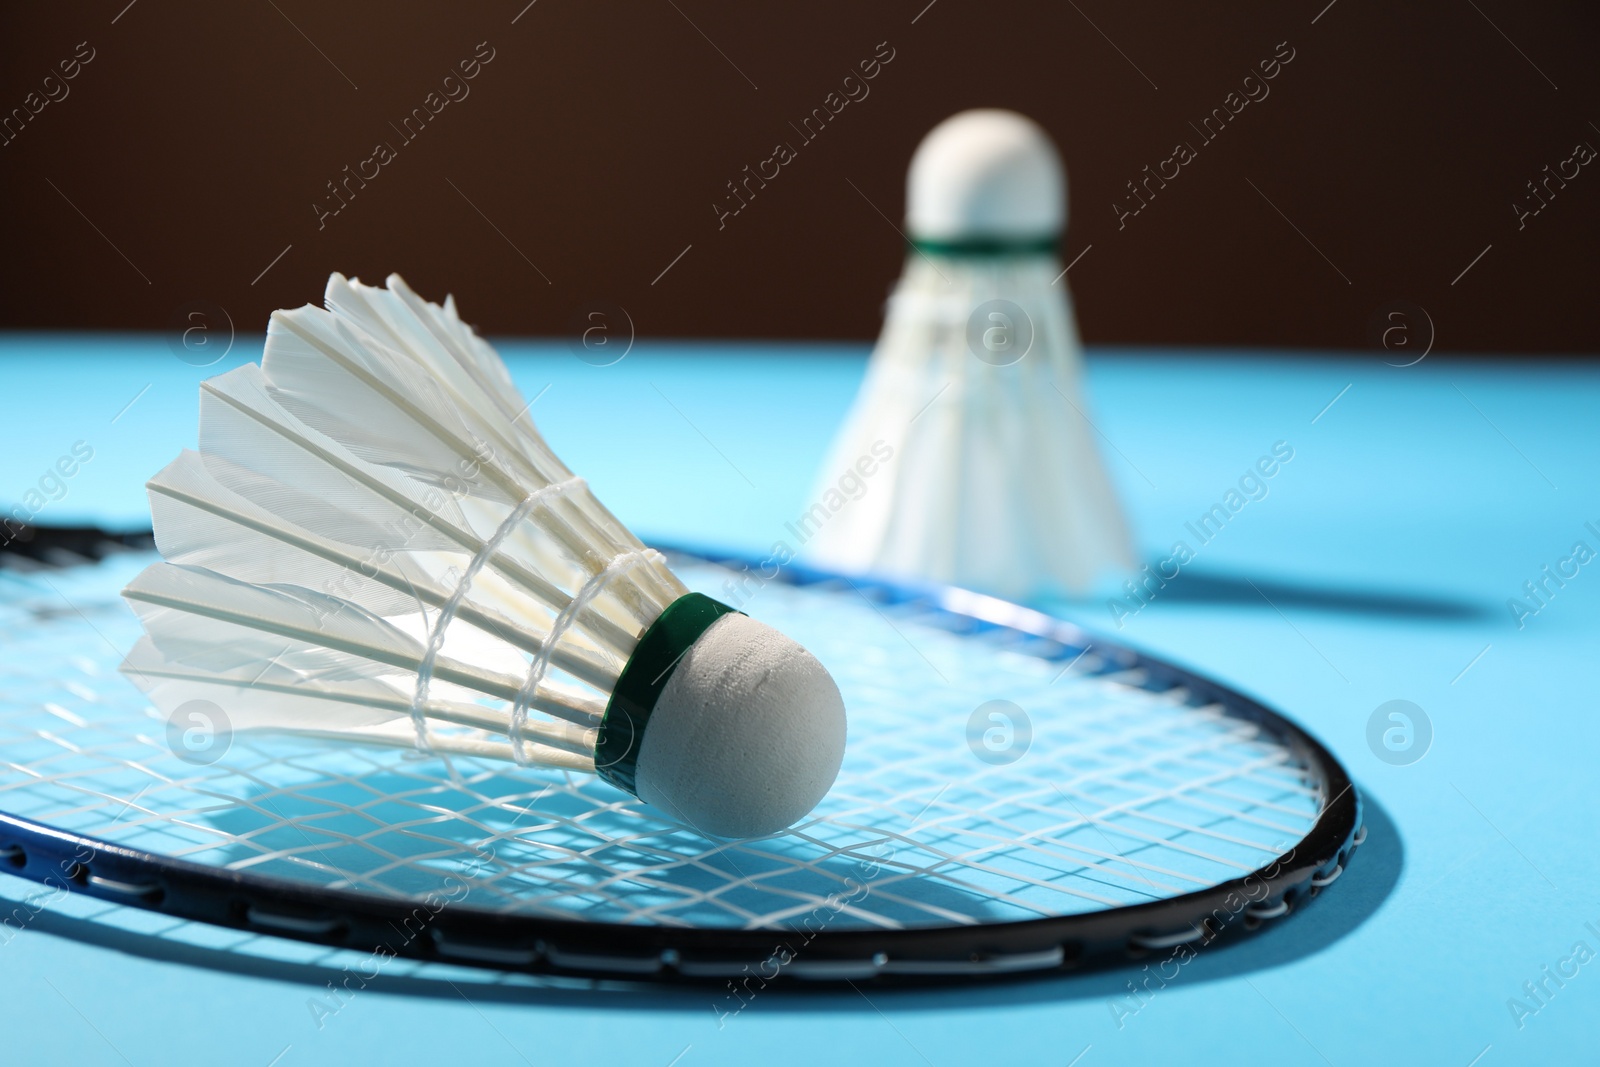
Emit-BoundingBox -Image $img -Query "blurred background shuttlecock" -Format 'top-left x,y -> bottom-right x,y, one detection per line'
120,273 -> 847,840
804,109 -> 1136,599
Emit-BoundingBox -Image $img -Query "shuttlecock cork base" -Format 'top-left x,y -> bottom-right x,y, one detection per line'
121,272 -> 846,841
596,593 -> 846,839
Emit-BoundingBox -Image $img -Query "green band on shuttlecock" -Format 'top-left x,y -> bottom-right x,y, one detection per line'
909,234 -> 1058,258
595,592 -> 741,797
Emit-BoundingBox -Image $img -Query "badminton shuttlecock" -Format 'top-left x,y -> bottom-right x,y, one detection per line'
120,273 -> 846,839
804,109 -> 1135,598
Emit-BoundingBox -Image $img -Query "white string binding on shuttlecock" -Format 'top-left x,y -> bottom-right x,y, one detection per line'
408,476 -> 586,752
509,548 -> 663,764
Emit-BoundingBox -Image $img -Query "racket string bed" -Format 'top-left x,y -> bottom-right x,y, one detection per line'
0,550 -> 1357,980
0,706 -> 1316,919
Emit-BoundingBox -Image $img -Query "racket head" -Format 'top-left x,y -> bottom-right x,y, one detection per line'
0,541 -> 1360,984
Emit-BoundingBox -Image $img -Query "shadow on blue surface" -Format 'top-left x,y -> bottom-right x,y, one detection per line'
0,792 -> 1402,1011
1072,567 -> 1491,622
1154,570 -> 1490,620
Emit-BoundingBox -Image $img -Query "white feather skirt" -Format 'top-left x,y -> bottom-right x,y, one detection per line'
121,273 -> 689,767
803,253 -> 1136,599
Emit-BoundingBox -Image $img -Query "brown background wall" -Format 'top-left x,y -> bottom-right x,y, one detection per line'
1,1 -> 1596,352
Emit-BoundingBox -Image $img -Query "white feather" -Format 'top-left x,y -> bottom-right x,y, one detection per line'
804,254 -> 1136,597
122,275 -> 689,769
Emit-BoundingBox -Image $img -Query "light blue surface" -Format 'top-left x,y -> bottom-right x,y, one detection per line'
2,333 -> 1598,1066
